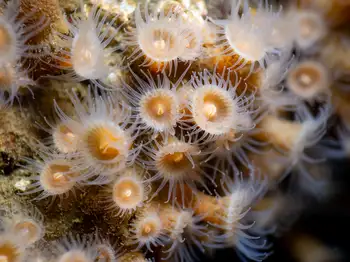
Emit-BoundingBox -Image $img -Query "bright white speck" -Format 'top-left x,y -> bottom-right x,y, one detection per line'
14,179 -> 31,191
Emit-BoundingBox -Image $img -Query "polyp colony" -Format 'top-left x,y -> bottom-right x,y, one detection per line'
0,0 -> 349,261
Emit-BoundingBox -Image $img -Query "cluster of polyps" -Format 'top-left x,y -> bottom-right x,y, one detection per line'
23,89 -> 145,209
0,0 -> 47,105
0,213 -> 152,262
125,168 -> 271,262
128,203 -> 210,262
22,79 -> 269,261
0,202 -> 45,262
13,0 -> 341,261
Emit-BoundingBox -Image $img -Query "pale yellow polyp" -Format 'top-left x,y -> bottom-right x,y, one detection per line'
153,39 -> 166,50
203,102 -> 217,121
123,189 -> 132,199
53,172 -> 66,183
156,104 -> 165,116
298,73 -> 313,86
171,152 -> 184,163
143,224 -> 152,234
